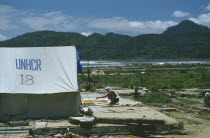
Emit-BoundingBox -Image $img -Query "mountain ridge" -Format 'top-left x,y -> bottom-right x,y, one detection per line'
163,20 -> 210,35
0,20 -> 210,60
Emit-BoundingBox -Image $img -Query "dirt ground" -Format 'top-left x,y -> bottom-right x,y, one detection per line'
161,110 -> 210,138
149,98 -> 210,138
1,89 -> 209,138
96,105 -> 210,138
81,90 -> 210,138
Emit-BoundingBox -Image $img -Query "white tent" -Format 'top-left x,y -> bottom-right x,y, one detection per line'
0,46 -> 80,120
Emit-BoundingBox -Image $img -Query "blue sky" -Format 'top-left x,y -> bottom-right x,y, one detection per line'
0,0 -> 210,40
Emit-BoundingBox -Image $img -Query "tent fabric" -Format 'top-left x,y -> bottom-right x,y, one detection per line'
0,92 -> 81,120
0,46 -> 78,94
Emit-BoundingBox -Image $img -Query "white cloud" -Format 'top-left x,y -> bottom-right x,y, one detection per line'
129,20 -> 177,33
0,4 -> 180,37
0,16 -> 11,30
0,5 -> 17,14
21,11 -> 80,31
23,14 -> 177,34
89,17 -> 129,31
88,17 -> 178,34
0,5 -> 20,30
172,10 -> 190,18
189,13 -> 210,26
0,5 -> 83,32
44,11 -> 63,17
188,3 -> 210,27
0,34 -> 7,41
206,4 -> 210,11
81,31 -> 93,37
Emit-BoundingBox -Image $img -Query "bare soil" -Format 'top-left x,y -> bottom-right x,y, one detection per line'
151,102 -> 210,138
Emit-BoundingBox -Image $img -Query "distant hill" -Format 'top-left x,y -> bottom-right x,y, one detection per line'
163,20 -> 210,35
0,20 -> 210,60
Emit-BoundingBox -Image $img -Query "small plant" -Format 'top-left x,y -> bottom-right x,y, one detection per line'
148,85 -> 159,92
161,82 -> 169,90
90,87 -> 96,92
95,84 -> 104,89
170,78 -> 184,90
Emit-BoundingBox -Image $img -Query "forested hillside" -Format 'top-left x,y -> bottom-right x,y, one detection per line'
0,20 -> 210,60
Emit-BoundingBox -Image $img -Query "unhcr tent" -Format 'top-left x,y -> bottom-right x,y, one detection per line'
0,46 -> 80,120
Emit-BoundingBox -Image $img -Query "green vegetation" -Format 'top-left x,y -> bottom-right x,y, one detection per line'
79,66 -> 210,107
179,99 -> 201,105
163,20 -> 210,35
80,67 -> 210,91
136,91 -> 171,105
0,20 -> 210,60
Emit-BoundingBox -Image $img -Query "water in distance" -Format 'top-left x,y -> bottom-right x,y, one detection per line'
81,61 -> 210,67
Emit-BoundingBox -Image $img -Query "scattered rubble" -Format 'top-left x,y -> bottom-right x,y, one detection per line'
90,70 -> 105,75
80,107 -> 93,116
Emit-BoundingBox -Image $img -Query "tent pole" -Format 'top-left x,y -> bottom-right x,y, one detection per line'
87,51 -> 91,90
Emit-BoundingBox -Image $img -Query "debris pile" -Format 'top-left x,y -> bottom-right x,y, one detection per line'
90,70 -> 105,75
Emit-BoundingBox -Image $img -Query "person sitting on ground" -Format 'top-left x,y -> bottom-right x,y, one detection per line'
96,87 -> 120,105
204,92 -> 210,107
